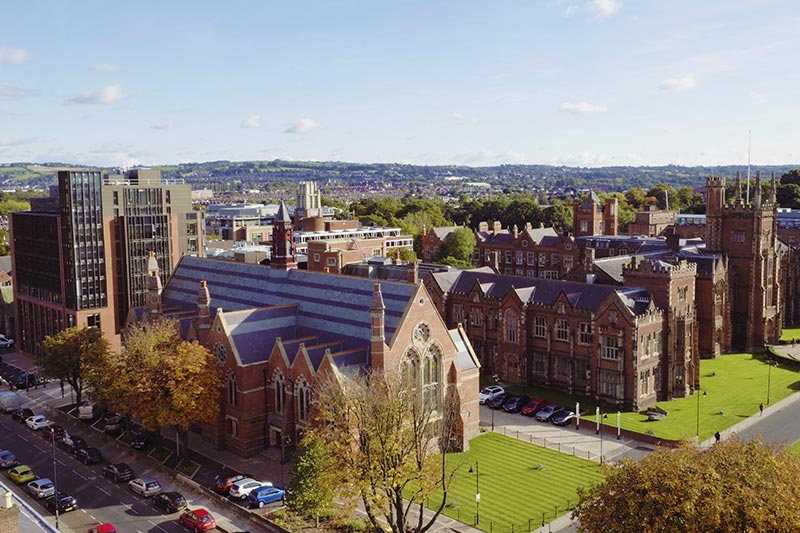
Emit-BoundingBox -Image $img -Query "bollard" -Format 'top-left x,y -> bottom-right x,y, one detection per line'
530,434 -> 532,443
517,430 -> 519,439
558,443 -> 561,452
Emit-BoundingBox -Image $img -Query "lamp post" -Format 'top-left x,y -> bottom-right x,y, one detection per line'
52,434 -> 59,530
767,357 -> 777,405
469,460 -> 480,525
695,389 -> 706,439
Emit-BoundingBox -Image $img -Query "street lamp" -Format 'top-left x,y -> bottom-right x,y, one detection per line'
695,389 -> 706,439
767,357 -> 778,405
51,434 -> 59,530
468,460 -> 480,525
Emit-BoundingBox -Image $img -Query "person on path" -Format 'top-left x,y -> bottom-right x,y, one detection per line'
759,402 -> 764,416
714,431 -> 721,443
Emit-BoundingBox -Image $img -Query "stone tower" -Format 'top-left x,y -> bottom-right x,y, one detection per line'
271,201 -> 297,271
573,192 -> 618,237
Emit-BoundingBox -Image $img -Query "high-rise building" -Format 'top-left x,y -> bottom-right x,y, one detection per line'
11,168 -> 202,355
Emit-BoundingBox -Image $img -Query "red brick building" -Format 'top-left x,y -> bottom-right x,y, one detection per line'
133,202 -> 480,457
473,223 -> 579,278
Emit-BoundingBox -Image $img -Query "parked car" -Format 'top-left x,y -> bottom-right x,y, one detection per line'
128,477 -> 162,497
178,509 -> 217,532
42,424 -> 66,442
0,334 -> 14,348
130,431 -> 152,450
521,398 -> 550,417
248,485 -> 285,508
58,434 -> 88,454
13,372 -> 39,389
229,478 -> 269,500
103,416 -> 126,436
102,463 -> 134,482
45,492 -> 78,513
75,447 -> 103,465
77,402 -> 96,420
25,415 -> 50,430
0,450 -> 18,468
534,404 -> 563,422
27,478 -> 56,499
153,491 -> 187,513
478,385 -> 505,405
8,465 -> 36,484
11,407 -> 34,422
550,408 -> 576,427
87,524 -> 117,533
487,393 -> 510,409
503,395 -> 531,413
213,472 -> 248,494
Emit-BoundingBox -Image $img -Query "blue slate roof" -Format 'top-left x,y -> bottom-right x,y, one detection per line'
163,256 -> 417,354
224,305 -> 298,365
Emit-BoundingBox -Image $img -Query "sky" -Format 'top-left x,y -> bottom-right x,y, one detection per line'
1,0 -> 799,168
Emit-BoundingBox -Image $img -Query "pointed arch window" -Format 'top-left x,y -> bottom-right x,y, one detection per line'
227,373 -> 237,406
274,373 -> 286,414
423,346 -> 441,411
297,380 -> 310,422
504,308 -> 519,344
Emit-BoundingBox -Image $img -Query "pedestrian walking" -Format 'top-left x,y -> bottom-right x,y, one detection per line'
759,402 -> 764,416
714,431 -> 721,443
60,378 -> 65,398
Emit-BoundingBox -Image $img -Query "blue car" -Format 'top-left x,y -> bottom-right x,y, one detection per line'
248,485 -> 285,508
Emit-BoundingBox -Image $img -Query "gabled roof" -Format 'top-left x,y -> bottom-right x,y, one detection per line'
432,226 -> 459,239
520,227 -> 559,244
163,256 -> 417,353
224,305 -> 298,365
275,201 -> 291,222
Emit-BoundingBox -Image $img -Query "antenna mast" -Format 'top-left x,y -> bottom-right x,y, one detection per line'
746,130 -> 751,204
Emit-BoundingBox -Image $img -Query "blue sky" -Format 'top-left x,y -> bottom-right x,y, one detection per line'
1,1 -> 798,168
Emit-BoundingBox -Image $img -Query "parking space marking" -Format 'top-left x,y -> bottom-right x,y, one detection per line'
97,486 -> 110,496
149,520 -> 170,533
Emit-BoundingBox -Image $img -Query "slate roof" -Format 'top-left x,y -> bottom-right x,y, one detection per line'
593,251 -> 671,283
434,269 -> 650,315
224,305 -> 298,365
432,227 -> 458,239
163,256 -> 417,354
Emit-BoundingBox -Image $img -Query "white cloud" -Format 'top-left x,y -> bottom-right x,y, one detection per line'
0,48 -> 30,66
659,73 -> 696,92
750,91 -> 767,104
551,151 -> 643,167
449,111 -> 465,121
560,101 -> 608,114
0,85 -> 33,101
69,85 -> 126,104
94,63 -> 122,73
150,121 -> 175,130
240,114 -> 261,128
451,149 -> 527,166
565,0 -> 621,18
0,135 -> 37,147
285,118 -> 320,134
448,111 -> 478,124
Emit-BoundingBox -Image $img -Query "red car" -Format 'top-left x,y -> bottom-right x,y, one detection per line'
88,524 -> 117,533
179,509 -> 216,531
213,472 -> 248,494
42,424 -> 66,442
521,398 -> 549,417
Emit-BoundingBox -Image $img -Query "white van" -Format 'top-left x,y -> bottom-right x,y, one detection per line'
78,402 -> 95,420
0,391 -> 21,413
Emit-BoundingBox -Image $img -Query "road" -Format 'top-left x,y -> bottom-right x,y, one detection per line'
0,410 -> 255,533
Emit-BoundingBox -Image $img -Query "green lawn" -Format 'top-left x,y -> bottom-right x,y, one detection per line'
611,353 -> 800,441
788,440 -> 800,456
781,326 -> 800,342
427,432 -> 603,531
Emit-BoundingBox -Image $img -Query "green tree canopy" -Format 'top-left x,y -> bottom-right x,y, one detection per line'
781,168 -> 800,186
574,438 -> 800,533
287,432 -> 338,517
435,226 -> 475,265
39,326 -> 111,407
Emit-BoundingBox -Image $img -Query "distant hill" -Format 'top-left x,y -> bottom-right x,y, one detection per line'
2,160 -> 797,195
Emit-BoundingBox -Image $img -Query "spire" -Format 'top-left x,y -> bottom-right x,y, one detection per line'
276,200 -> 291,223
735,171 -> 742,203
754,170 -> 762,207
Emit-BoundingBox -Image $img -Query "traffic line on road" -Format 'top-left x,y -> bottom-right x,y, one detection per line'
97,486 -> 110,496
149,519 -> 170,533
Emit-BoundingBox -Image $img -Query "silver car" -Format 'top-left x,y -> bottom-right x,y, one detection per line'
229,478 -> 270,500
28,478 -> 55,499
128,477 -> 161,497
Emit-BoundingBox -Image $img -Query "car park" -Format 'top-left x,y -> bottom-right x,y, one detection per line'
521,398 -> 550,417
503,395 -> 531,413
487,393 -> 510,409
8,465 -> 36,484
229,478 -> 270,500
534,404 -> 563,422
128,477 -> 162,497
550,408 -> 576,426
25,415 -> 50,430
42,424 -> 66,442
103,415 -> 126,436
11,407 -> 34,422
153,491 -> 187,513
248,485 -> 285,508
179,509 -> 217,532
478,385 -> 505,404
27,478 -> 56,499
45,492 -> 77,513
102,463 -> 134,482
0,450 -> 18,468
76,447 -> 103,465
58,434 -> 88,454
213,472 -> 248,494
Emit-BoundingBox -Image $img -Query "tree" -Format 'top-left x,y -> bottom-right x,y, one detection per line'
305,368 -> 461,533
87,319 -> 222,456
542,201 -> 572,233
436,227 -> 475,264
38,326 -> 111,407
287,432 -> 338,518
387,247 -> 418,262
781,168 -> 800,186
573,438 -> 800,533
